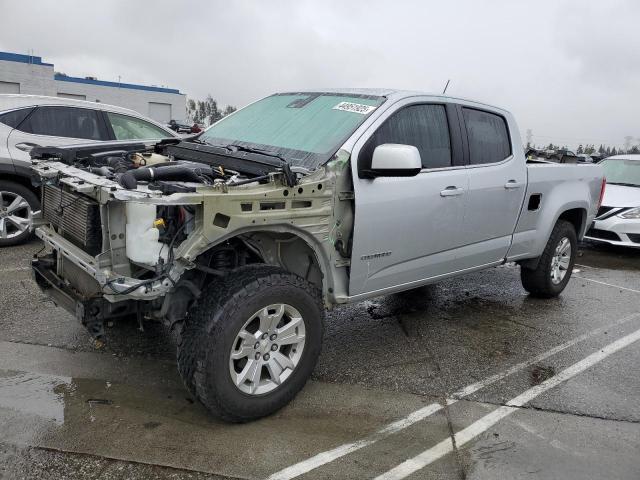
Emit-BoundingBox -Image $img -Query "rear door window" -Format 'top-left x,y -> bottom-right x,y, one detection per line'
360,104 -> 452,170
20,106 -> 107,140
462,108 -> 511,165
0,107 -> 34,129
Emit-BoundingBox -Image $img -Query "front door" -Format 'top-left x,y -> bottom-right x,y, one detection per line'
349,101 -> 468,297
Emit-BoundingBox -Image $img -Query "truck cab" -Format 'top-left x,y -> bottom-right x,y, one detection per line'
347,96 -> 527,296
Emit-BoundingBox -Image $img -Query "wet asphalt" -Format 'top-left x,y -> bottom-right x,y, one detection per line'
0,239 -> 639,479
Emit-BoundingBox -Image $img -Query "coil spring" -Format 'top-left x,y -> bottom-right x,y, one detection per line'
211,248 -> 235,270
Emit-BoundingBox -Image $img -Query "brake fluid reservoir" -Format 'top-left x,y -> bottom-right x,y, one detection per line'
125,203 -> 165,265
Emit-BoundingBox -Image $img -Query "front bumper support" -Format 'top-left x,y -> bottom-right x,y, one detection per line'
32,255 -> 107,337
35,225 -> 184,301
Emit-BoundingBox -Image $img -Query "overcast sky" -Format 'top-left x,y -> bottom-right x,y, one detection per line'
1,0 -> 639,149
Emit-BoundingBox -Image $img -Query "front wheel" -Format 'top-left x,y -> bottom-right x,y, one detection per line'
179,265 -> 324,422
521,219 -> 577,298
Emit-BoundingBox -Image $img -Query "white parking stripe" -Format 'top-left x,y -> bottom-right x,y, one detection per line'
265,313 -> 640,480
374,326 -> 640,480
573,275 -> 640,294
574,263 -> 593,269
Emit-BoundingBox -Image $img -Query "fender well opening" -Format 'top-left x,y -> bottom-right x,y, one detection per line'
558,208 -> 586,238
241,232 -> 323,290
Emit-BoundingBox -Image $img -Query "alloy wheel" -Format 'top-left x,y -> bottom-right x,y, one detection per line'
0,191 -> 32,240
229,303 -> 306,395
550,237 -> 571,284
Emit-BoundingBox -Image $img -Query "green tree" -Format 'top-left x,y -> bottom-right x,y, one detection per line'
186,95 -> 237,125
205,95 -> 222,125
196,100 -> 206,124
577,144 -> 584,154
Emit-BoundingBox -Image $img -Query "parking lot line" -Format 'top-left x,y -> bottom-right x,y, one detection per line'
374,325 -> 640,480
265,313 -> 640,480
573,275 -> 640,294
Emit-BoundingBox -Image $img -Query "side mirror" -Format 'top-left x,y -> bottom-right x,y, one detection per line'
362,144 -> 422,178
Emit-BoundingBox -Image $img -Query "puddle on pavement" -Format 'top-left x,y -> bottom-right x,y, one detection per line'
0,366 -> 395,478
0,367 -> 206,431
0,370 -> 72,424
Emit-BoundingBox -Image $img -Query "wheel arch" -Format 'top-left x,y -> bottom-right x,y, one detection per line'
558,207 -> 587,239
519,207 -> 585,270
0,170 -> 40,198
195,224 -> 332,299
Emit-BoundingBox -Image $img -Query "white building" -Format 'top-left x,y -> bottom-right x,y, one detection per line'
0,51 -> 186,123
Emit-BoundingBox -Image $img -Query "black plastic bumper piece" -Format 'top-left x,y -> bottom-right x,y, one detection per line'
32,255 -> 106,338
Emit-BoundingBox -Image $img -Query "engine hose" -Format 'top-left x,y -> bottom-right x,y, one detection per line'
118,164 -> 211,189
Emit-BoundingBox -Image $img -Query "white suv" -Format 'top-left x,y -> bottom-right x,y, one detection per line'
0,95 -> 179,246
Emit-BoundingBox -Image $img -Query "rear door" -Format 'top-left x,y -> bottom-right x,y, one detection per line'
349,99 -> 469,297
455,106 -> 526,268
7,106 -> 110,164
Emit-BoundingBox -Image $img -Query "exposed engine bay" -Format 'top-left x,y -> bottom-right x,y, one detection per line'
29,139 -> 353,338
31,138 -> 298,193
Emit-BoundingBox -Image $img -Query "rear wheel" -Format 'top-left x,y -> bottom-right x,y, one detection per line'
0,180 -> 39,247
521,220 -> 577,298
178,265 -> 324,422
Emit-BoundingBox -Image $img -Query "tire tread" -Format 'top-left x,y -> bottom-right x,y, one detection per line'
521,219 -> 576,298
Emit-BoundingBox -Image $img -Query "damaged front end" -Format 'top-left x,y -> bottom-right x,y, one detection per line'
29,140 -> 352,338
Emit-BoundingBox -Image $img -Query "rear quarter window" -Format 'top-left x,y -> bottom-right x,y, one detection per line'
0,107 -> 34,128
462,108 -> 511,165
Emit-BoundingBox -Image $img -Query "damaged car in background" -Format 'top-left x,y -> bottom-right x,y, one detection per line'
585,154 -> 640,247
30,89 -> 604,422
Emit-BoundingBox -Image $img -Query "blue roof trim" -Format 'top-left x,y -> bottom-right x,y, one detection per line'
0,50 -> 181,94
0,51 -> 54,67
54,74 -> 181,94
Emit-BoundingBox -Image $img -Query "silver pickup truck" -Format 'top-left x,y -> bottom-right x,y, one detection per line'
29,89 -> 605,422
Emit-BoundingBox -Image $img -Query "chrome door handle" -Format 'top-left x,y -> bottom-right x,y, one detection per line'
505,180 -> 523,189
440,186 -> 464,197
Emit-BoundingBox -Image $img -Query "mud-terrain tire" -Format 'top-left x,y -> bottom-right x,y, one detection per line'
179,265 -> 324,422
521,220 -> 577,298
177,278 -> 224,397
0,180 -> 39,247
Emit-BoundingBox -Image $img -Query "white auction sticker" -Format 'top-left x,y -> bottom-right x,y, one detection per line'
332,101 -> 377,115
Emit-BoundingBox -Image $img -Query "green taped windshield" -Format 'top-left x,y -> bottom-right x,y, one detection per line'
200,92 -> 385,169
